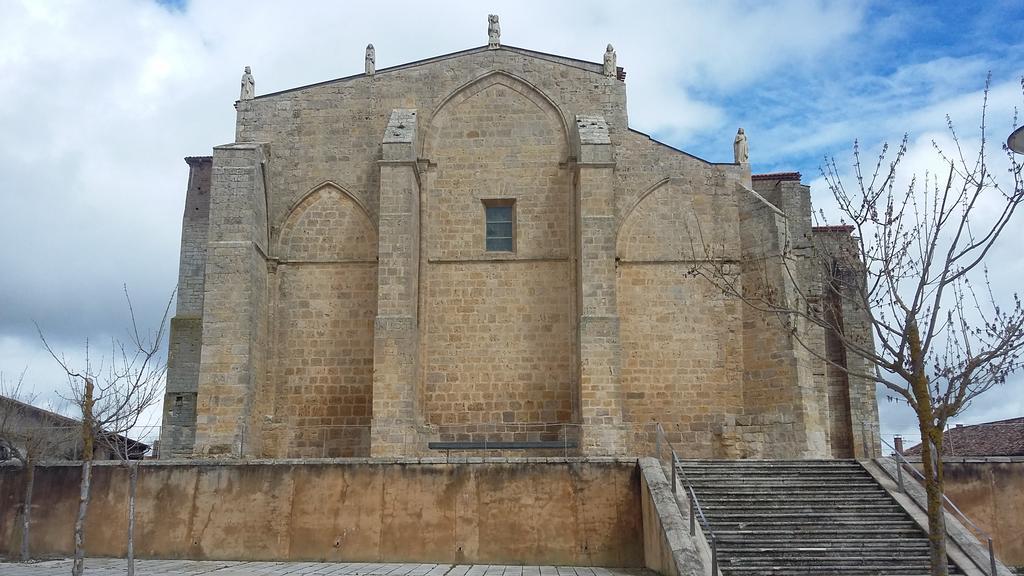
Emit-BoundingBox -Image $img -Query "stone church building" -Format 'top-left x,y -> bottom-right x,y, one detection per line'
159,21 -> 879,460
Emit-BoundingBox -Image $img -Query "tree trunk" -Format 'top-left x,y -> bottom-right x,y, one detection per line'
72,376 -> 95,576
20,457 -> 34,561
919,422 -> 949,576
127,462 -> 137,576
82,377 -> 94,462
71,460 -> 92,576
906,320 -> 949,576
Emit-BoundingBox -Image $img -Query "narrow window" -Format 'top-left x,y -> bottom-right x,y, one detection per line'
484,199 -> 515,252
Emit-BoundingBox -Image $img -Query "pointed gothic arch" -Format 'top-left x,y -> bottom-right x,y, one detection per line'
423,70 -> 570,158
276,181 -> 377,262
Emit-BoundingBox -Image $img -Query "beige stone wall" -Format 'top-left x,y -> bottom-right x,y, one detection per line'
193,144 -> 270,457
276,185 -> 376,263
424,79 -> 571,261
161,158 -> 212,457
421,74 -> 574,435
0,460 -> 644,567
170,44 -> 878,459
616,180 -> 744,457
236,49 -> 625,236
263,186 -> 378,457
824,287 -> 855,457
269,264 -> 377,457
618,270 -> 743,456
423,263 -> 574,430
812,226 -> 880,458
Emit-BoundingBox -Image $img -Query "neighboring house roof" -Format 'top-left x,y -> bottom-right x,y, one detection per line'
0,394 -> 150,460
903,417 -> 1024,457
752,172 -> 802,182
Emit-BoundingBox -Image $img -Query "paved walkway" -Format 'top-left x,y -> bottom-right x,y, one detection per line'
0,560 -> 655,576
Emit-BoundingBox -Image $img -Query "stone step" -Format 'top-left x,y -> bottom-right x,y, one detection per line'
679,469 -> 872,477
720,565 -> 962,575
714,526 -> 926,538
681,485 -> 891,495
679,473 -> 880,481
718,544 -> 931,555
679,457 -> 864,461
688,476 -> 877,485
716,540 -> 931,552
704,510 -> 910,520
677,459 -> 961,575
716,545 -> 933,557
696,493 -> 894,503
687,479 -> 884,488
677,465 -> 866,474
679,477 -> 880,485
708,522 -> 921,533
700,500 -> 901,508
720,553 -> 942,561
677,465 -> 865,474
695,495 -> 895,506
721,567 -> 961,576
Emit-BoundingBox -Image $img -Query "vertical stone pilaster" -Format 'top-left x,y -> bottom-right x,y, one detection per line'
193,143 -> 271,458
574,115 -> 627,455
160,156 -> 212,458
371,110 -> 421,456
836,235 -> 880,459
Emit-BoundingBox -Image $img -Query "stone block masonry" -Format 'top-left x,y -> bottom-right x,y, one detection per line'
162,35 -> 878,459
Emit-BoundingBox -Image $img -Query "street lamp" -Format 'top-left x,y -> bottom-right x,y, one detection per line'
1009,125 -> 1024,154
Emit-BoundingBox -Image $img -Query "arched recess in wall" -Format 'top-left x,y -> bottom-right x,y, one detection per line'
276,181 -> 377,262
423,70 -> 571,157
271,180 -> 378,458
615,178 -> 744,457
419,68 -> 577,434
616,178 -> 671,257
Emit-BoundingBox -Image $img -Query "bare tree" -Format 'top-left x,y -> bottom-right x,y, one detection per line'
0,371 -> 74,561
694,78 -> 1024,575
39,286 -> 172,576
94,405 -> 162,576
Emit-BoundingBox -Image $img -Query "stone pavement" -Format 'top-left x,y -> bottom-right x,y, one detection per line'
0,559 -> 656,576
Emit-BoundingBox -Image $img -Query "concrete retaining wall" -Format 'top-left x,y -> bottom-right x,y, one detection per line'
0,459 -> 643,566
637,458 -> 705,576
913,458 -> 1024,568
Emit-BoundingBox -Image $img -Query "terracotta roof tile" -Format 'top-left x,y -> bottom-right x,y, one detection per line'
812,225 -> 855,233
752,172 -> 801,182
903,417 -> 1024,457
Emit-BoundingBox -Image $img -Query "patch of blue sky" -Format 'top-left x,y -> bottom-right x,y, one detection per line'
154,0 -> 187,12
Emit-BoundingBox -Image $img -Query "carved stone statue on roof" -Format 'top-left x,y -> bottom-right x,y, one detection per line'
603,44 -> 617,77
734,127 -> 749,164
487,14 -> 500,49
365,44 -> 375,76
240,66 -> 255,101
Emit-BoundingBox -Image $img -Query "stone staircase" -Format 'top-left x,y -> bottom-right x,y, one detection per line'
675,459 -> 962,576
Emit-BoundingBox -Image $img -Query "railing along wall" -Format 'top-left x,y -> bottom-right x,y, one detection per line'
654,422 -> 718,576
871,427 -> 999,576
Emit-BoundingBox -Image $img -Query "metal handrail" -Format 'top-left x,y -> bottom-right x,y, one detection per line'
877,433 -> 998,576
655,422 -> 718,575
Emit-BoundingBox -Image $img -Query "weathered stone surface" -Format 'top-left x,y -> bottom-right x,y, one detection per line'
162,39 -> 876,459
0,460 -> 644,566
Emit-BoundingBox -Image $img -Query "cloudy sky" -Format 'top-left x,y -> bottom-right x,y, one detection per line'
1,0 -> 1022,448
